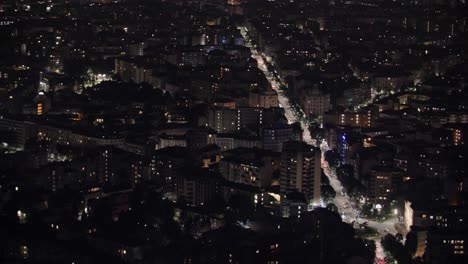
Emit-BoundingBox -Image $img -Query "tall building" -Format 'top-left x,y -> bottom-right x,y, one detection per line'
128,42 -> 145,56
219,148 -> 275,188
176,168 -> 219,207
280,141 -> 321,209
367,167 -> 402,204
97,148 -> 113,184
404,201 -> 468,261
323,109 -> 375,128
248,89 -> 278,108
207,107 -> 238,133
261,123 -> 303,152
149,146 -> 187,195
33,92 -> 51,116
237,107 -> 265,129
0,117 -> 34,149
300,87 -> 330,116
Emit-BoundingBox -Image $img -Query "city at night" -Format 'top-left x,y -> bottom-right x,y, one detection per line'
0,0 -> 467,263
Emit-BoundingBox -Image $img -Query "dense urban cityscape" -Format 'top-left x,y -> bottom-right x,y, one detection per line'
0,0 -> 467,263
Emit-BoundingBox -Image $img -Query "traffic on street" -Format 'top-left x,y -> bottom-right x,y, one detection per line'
240,25 -> 399,263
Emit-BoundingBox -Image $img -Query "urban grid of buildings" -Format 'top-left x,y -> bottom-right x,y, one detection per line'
0,0 -> 467,263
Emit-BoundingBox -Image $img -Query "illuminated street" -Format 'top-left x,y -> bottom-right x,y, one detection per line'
239,26 -> 312,145
240,25 -> 397,263
1,1 -> 466,263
